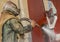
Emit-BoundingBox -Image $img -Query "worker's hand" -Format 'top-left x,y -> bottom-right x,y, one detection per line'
30,20 -> 36,27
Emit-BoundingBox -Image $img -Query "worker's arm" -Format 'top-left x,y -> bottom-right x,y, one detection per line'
9,19 -> 36,34
9,19 -> 24,34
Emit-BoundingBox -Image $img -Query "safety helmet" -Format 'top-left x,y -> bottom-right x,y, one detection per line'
3,1 -> 20,16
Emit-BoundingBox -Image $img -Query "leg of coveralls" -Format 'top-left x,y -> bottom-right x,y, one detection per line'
24,32 -> 32,42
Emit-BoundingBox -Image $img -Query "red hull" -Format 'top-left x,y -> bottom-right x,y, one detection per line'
28,0 -> 60,42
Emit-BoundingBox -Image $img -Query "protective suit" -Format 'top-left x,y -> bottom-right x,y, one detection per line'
0,1 -> 32,42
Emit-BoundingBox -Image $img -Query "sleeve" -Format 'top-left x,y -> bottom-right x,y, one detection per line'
9,19 -> 24,34
9,19 -> 32,34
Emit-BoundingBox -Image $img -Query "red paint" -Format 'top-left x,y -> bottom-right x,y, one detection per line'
52,0 -> 60,34
28,0 -> 60,42
28,0 -> 46,42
